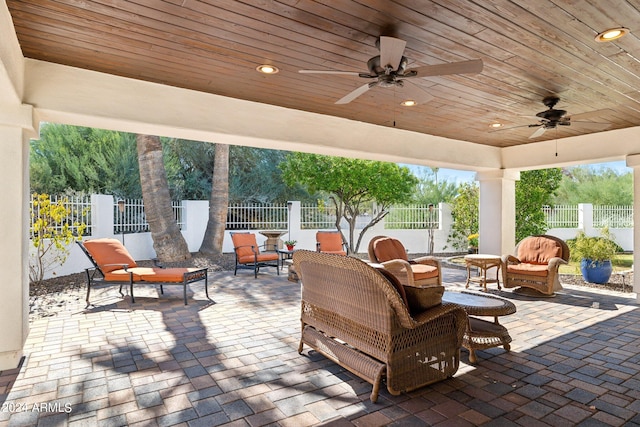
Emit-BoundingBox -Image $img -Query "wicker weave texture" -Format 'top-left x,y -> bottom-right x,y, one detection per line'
293,250 -> 467,401
502,235 -> 570,295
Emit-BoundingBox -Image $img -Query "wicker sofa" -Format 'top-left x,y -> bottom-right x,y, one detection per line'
293,250 -> 467,402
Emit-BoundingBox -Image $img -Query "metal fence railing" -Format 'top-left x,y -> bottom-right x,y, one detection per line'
593,205 -> 634,228
301,203 -> 336,229
226,203 -> 288,230
30,194 -> 93,238
113,199 -> 185,234
31,195 -> 636,237
543,205 -> 579,228
385,204 -> 440,230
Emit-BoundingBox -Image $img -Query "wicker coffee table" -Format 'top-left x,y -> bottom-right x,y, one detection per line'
442,290 -> 516,363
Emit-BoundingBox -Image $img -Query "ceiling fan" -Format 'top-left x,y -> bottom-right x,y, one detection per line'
299,36 -> 483,104
523,96 -> 611,139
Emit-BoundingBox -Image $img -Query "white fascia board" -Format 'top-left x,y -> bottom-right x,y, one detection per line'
24,59 -> 501,170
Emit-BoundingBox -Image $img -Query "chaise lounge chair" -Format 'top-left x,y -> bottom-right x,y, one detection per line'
78,238 -> 208,307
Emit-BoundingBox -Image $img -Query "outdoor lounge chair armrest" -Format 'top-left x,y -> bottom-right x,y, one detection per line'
234,244 -> 259,254
380,259 -> 416,286
411,256 -> 441,269
502,254 -> 520,265
100,263 -> 131,271
547,257 -> 568,270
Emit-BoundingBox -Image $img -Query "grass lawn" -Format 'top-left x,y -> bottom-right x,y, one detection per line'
559,253 -> 633,275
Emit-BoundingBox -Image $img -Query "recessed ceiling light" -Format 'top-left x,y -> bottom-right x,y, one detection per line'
400,100 -> 417,107
595,27 -> 629,42
490,122 -> 503,128
256,64 -> 279,74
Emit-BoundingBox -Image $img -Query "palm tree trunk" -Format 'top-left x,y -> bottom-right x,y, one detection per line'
200,143 -> 229,256
136,134 -> 191,262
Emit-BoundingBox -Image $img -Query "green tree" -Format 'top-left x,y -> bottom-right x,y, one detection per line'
447,182 -> 479,251
31,124 -> 139,198
280,153 -> 418,253
515,168 -> 562,242
553,165 -> 632,205
411,167 -> 459,204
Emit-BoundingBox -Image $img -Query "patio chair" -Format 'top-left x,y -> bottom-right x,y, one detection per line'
77,238 -> 208,307
367,235 -> 441,288
502,234 -> 570,296
231,232 -> 280,278
315,230 -> 347,255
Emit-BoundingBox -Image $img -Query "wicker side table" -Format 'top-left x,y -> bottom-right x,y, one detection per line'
442,290 -> 516,363
464,254 -> 502,291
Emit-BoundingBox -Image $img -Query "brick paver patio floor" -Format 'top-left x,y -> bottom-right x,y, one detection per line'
1,265 -> 639,426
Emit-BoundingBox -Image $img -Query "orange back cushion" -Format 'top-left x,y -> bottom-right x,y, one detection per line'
83,238 -> 137,273
517,236 -> 562,265
372,237 -> 408,262
232,233 -> 259,258
316,232 -> 343,252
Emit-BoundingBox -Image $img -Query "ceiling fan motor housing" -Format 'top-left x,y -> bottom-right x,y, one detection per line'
367,55 -> 408,75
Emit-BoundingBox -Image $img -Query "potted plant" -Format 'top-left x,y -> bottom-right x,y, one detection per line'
284,240 -> 297,251
467,233 -> 479,254
568,228 -> 619,284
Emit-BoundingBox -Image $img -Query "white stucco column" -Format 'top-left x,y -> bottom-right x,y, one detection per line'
0,119 -> 34,369
625,154 -> 640,302
476,169 -> 520,256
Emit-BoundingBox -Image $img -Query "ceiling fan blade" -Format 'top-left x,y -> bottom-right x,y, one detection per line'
379,36 -> 407,70
570,121 -> 611,131
299,69 -> 361,76
567,109 -> 614,120
407,59 -> 483,77
335,83 -> 372,104
529,126 -> 547,139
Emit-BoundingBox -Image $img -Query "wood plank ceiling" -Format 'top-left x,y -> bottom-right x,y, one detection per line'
7,0 -> 640,148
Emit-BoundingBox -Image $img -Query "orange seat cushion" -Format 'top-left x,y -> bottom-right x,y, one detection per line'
372,237 -> 408,262
83,238 -> 138,273
507,263 -> 549,277
104,267 -> 200,282
517,237 -> 562,265
316,232 -> 345,253
232,233 -> 260,259
408,264 -> 439,280
238,253 -> 279,264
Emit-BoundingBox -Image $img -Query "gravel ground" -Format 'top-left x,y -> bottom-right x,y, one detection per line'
29,253 -> 634,322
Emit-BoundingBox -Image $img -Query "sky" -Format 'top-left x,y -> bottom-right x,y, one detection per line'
403,160 -> 632,184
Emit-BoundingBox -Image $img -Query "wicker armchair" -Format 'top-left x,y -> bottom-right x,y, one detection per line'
502,235 -> 570,296
367,235 -> 441,287
293,250 -> 467,402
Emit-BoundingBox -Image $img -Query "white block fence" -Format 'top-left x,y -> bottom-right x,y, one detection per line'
36,197 -> 633,279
